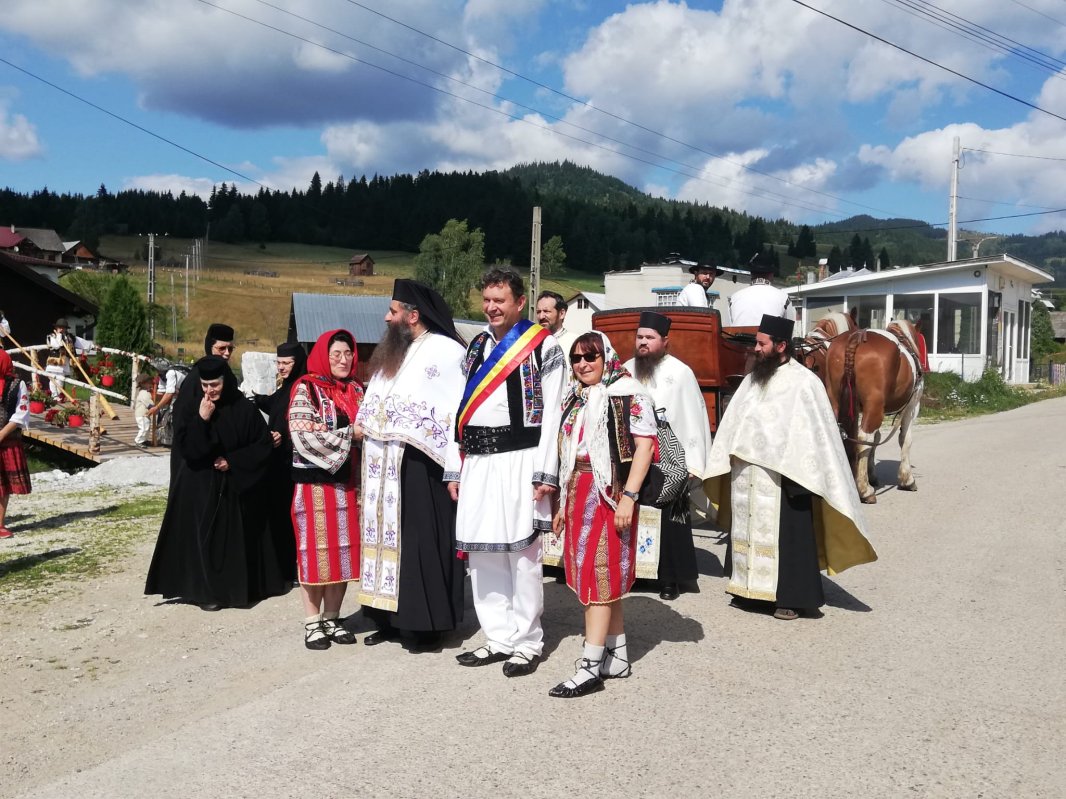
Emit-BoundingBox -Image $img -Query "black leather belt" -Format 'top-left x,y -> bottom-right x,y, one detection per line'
461,424 -> 540,455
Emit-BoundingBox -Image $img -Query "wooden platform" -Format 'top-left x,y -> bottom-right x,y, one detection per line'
24,410 -> 169,465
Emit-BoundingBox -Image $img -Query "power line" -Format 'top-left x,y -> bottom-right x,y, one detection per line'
958,194 -> 1062,211
0,57 -> 267,189
819,205 -> 1066,235
963,146 -> 1066,161
788,0 -> 1066,124
196,0 -> 850,218
335,0 -> 898,216
1007,0 -> 1066,28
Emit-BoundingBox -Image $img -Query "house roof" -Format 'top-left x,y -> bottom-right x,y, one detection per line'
349,253 -> 373,263
290,293 -> 392,344
786,254 -> 1053,296
0,229 -> 25,249
0,250 -> 100,314
566,291 -> 607,310
15,227 -> 65,253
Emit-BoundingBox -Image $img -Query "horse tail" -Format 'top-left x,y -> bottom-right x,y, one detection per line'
838,332 -> 862,462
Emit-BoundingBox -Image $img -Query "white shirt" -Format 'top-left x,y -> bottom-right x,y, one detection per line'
728,281 -> 794,326
163,368 -> 185,395
677,282 -> 710,308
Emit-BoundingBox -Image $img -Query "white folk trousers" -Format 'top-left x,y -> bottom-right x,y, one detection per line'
468,537 -> 544,658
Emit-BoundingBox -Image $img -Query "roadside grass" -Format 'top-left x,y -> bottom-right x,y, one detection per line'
0,488 -> 166,598
920,369 -> 1066,421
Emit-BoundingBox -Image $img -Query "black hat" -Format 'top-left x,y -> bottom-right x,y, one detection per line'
758,314 -> 795,341
392,279 -> 464,344
206,323 -> 234,342
276,342 -> 304,359
197,355 -> 228,380
747,253 -> 775,275
53,318 -> 69,329
638,311 -> 671,337
689,263 -> 724,276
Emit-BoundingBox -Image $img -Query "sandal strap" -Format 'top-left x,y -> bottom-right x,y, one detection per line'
603,645 -> 629,666
574,656 -> 602,681
304,621 -> 328,641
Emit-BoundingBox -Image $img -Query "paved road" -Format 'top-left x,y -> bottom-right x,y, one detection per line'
3,398 -> 1065,798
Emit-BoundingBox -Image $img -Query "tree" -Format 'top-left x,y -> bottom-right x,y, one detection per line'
827,245 -> 845,273
1031,301 -> 1060,360
96,277 -> 153,358
878,246 -> 891,270
414,219 -> 485,317
794,225 -> 817,258
541,234 -> 566,274
59,271 -> 115,307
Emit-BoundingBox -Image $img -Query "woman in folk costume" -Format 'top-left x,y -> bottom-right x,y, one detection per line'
288,329 -> 363,650
253,342 -> 307,585
550,332 -> 656,698
0,351 -> 31,539
145,356 -> 287,609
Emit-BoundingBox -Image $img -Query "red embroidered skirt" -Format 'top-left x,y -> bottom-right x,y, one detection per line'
0,438 -> 31,497
562,460 -> 636,605
291,479 -> 360,585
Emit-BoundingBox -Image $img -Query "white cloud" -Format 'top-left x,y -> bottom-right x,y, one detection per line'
122,174 -> 219,199
0,96 -> 42,160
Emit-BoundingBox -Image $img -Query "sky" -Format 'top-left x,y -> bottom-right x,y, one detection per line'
2,0 -> 1066,239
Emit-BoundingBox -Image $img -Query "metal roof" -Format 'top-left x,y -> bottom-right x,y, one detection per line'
290,293 -> 391,345
15,227 -> 65,253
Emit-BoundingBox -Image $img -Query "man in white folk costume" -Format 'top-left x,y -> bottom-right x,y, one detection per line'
44,318 -> 94,398
623,311 -> 712,600
676,263 -> 720,308
706,314 -> 876,620
728,254 -> 794,326
448,268 -> 565,677
355,280 -> 468,652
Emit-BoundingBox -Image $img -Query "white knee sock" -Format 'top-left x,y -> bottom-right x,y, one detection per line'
565,642 -> 604,688
602,633 -> 630,676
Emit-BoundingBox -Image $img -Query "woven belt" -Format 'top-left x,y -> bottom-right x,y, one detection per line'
573,459 -> 593,473
461,424 -> 540,455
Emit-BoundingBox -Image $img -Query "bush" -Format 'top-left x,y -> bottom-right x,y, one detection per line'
921,369 -> 1027,416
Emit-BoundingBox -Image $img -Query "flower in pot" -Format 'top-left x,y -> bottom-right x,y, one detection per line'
94,357 -> 118,387
27,386 -> 51,414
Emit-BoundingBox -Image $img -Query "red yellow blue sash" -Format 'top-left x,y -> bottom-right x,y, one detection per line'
456,319 -> 548,440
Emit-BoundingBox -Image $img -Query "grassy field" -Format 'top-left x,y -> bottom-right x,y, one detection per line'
920,368 -> 1066,420
95,236 -> 605,363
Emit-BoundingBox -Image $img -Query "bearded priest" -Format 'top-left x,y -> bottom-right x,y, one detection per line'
706,314 -> 876,621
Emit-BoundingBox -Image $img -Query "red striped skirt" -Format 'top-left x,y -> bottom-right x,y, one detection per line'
291,480 -> 360,585
563,460 -> 636,606
0,438 -> 31,497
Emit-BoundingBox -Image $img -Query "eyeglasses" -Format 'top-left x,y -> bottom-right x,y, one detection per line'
569,352 -> 603,364
214,344 -> 234,353
329,351 -> 354,361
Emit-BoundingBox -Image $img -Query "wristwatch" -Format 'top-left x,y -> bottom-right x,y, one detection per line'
621,489 -> 639,501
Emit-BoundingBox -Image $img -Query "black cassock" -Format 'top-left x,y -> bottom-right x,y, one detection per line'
253,384 -> 298,584
146,366 -> 289,607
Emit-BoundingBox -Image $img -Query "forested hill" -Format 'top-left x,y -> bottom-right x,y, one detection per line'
1,162 -> 1063,281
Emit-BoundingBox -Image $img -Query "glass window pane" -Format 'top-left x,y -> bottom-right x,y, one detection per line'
937,293 -> 982,354
805,295 -> 845,325
892,294 -> 934,343
850,296 -> 887,329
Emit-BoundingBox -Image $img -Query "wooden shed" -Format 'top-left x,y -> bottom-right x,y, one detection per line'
348,253 -> 375,277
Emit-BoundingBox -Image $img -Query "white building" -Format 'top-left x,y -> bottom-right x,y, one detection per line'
562,291 -> 607,336
786,254 -> 1053,384
602,262 -> 752,324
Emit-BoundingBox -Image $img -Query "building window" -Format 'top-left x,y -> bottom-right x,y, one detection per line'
577,297 -> 590,310
656,291 -> 679,307
850,295 -> 888,329
892,294 -> 934,341
936,292 -> 981,354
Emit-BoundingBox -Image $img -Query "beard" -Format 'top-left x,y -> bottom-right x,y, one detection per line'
751,351 -> 785,387
633,349 -> 667,382
369,320 -> 414,378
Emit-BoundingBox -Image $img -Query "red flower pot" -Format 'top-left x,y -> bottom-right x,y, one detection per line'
68,414 -> 85,428
29,400 -> 46,414
100,375 -> 115,387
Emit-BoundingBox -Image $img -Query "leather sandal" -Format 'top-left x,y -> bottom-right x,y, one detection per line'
304,620 -> 331,650
548,658 -> 606,698
601,645 -> 632,679
321,617 -> 357,644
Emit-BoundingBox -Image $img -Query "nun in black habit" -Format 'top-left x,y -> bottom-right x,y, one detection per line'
145,356 -> 289,609
252,342 -> 307,584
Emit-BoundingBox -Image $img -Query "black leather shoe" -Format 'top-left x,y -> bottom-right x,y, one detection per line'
456,646 -> 510,667
502,654 -> 541,677
406,632 -> 443,654
548,676 -> 605,698
659,583 -> 680,601
364,628 -> 398,646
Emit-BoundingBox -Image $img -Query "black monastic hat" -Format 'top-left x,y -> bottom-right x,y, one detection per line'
276,342 -> 304,358
206,323 -> 235,342
197,355 -> 228,380
638,311 -> 671,337
392,279 -> 464,344
759,314 -> 795,341
747,252 -> 775,275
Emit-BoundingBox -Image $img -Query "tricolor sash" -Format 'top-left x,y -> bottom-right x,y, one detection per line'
456,319 -> 548,440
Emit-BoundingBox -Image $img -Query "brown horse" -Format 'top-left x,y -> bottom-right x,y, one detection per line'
794,312 -> 856,385
825,320 -> 924,504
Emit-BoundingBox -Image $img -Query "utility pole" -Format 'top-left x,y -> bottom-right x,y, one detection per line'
147,232 -> 156,339
184,253 -> 190,317
528,206 -> 542,321
170,272 -> 177,342
948,136 -> 960,262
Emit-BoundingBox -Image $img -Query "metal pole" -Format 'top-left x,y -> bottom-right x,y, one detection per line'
528,206 -> 542,321
948,136 -> 960,262
147,232 -> 156,338
170,272 -> 177,342
184,254 -> 190,316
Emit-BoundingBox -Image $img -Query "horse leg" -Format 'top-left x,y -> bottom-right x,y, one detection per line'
897,390 -> 922,492
857,403 -> 885,504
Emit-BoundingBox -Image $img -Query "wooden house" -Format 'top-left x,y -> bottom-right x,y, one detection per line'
348,253 -> 375,277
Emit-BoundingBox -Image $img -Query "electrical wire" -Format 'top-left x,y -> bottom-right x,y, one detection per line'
963,146 -> 1066,161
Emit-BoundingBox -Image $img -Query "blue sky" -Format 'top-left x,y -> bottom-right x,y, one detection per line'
2,0 -> 1066,238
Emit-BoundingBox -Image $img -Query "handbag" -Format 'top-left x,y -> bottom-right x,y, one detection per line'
638,408 -> 690,520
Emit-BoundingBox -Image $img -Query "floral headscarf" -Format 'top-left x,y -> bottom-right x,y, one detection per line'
559,331 -> 649,509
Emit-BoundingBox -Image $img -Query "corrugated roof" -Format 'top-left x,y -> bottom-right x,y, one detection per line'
0,229 -> 25,248
291,293 -> 391,345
